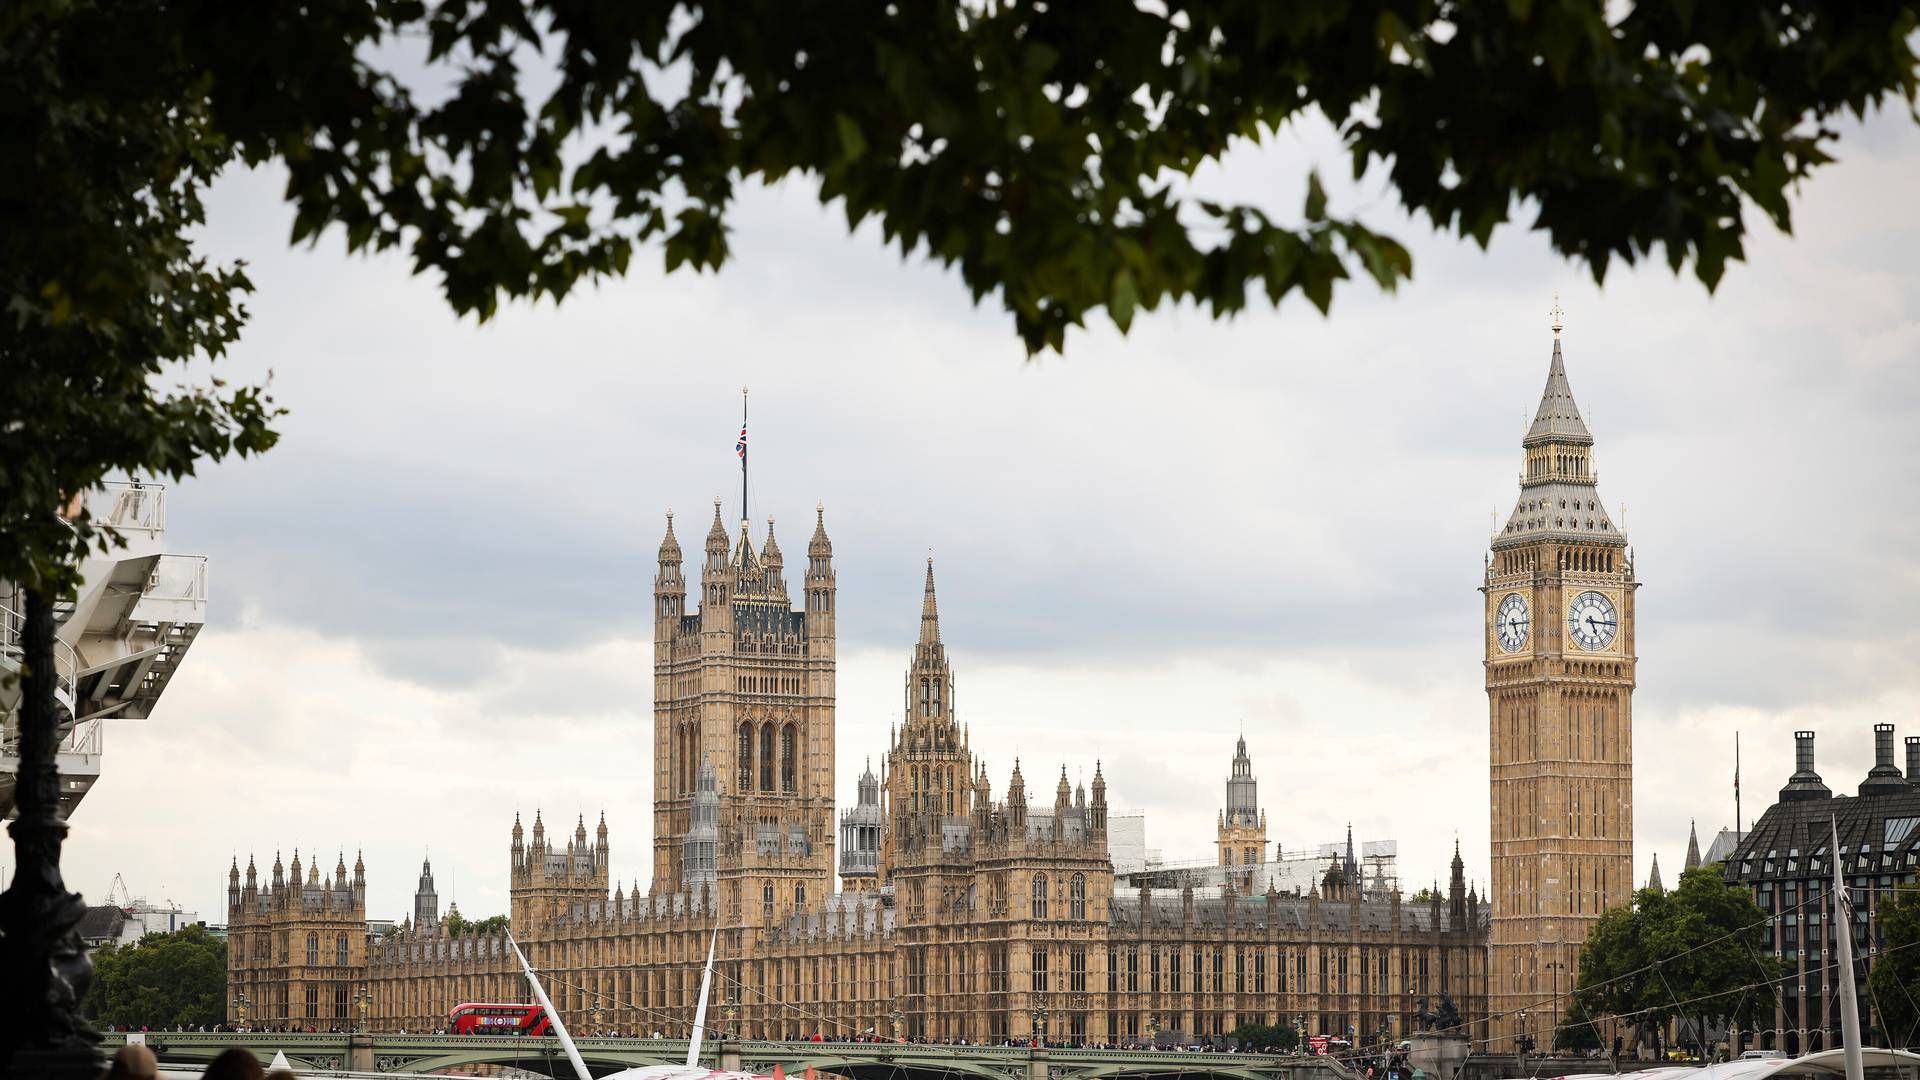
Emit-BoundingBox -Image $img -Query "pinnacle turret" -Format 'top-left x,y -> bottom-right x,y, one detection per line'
658,511 -> 682,561
1684,821 -> 1701,872
704,499 -> 730,565
808,503 -> 832,558
763,517 -> 783,566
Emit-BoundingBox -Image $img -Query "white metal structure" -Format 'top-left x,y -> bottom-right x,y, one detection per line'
1513,1048 -> 1920,1080
515,927 -> 788,1080
1,480 -> 208,818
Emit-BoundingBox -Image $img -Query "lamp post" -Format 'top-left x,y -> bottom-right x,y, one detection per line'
1517,1009 -> 1533,1063
1296,1015 -> 1307,1055
725,998 -> 739,1039
236,991 -> 251,1033
354,987 -> 371,1034
590,996 -> 604,1038
1147,1013 -> 1160,1050
888,1002 -> 903,1044
1545,961 -> 1567,1052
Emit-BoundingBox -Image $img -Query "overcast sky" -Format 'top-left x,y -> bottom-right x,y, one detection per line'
46,100 -> 1920,928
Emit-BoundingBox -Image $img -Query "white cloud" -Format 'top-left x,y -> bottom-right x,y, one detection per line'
54,104 -> 1920,923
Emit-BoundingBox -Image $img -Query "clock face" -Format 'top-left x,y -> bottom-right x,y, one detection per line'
1566,590 -> 1619,651
1495,593 -> 1531,653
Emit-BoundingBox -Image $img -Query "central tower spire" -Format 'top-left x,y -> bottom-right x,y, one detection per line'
919,557 -> 941,648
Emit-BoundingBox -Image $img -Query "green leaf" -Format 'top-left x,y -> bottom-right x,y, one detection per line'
1305,171 -> 1328,222
1109,269 -> 1138,333
835,113 -> 868,164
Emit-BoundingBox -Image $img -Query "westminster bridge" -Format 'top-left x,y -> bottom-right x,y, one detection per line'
99,1032 -> 1377,1080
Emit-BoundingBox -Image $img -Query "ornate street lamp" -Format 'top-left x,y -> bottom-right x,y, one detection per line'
724,998 -> 739,1039
354,986 -> 371,1034
0,585 -> 96,1072
591,996 -> 604,1037
888,1003 -> 904,1044
236,991 -> 251,1032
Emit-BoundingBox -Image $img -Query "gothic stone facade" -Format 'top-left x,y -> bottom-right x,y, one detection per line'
236,501 -> 1490,1042
1484,319 -> 1638,1043
225,851 -> 369,1030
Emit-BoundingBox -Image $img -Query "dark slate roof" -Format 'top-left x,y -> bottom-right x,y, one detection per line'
1525,339 -> 1594,446
1725,785 -> 1920,883
78,905 -> 127,942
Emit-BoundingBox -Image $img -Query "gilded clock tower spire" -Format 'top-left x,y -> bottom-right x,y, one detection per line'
1484,305 -> 1637,1045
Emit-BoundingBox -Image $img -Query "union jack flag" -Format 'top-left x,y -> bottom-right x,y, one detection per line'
736,424 -> 748,459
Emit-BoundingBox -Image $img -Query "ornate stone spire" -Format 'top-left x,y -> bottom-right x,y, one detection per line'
1496,312 -> 1622,549
1225,735 -> 1259,826
903,558 -> 954,733
658,511 -> 681,561
808,503 -> 832,557
704,498 -> 730,567
1525,333 -> 1593,445
1647,853 -> 1664,892
919,558 -> 941,647
1684,821 -> 1701,872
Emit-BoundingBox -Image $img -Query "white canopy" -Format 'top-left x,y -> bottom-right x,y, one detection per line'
1509,1050 -> 1920,1080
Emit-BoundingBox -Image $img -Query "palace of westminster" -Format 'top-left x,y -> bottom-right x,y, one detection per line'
225,319 -> 1638,1049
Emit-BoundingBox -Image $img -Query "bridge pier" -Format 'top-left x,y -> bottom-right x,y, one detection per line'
720,1037 -> 741,1073
1027,1047 -> 1048,1080
347,1034 -> 373,1074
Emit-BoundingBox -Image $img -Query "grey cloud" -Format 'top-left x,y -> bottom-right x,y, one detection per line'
156,108 -> 1920,729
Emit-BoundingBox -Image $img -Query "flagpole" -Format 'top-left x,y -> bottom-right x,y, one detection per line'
1735,732 -> 1742,836
741,386 -> 749,523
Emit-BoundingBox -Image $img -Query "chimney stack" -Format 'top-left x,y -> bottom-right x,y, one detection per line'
1781,730 -> 1832,802
1863,722 -> 1908,796
1907,736 -> 1920,785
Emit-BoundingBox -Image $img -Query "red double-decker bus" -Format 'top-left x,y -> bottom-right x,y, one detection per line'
448,1002 -> 552,1035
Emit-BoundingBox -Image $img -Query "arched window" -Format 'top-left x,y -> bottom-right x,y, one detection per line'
762,883 -> 775,919
759,724 -> 775,791
932,679 -> 942,717
336,933 -> 349,966
1031,874 -> 1049,919
919,678 -> 930,717
306,932 -> 319,966
738,722 -> 753,793
795,884 -> 806,909
780,724 -> 797,792
1070,874 -> 1086,920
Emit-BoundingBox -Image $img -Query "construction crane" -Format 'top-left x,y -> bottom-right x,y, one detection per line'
106,873 -> 135,910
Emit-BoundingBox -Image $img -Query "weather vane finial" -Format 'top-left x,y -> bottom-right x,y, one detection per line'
1550,293 -> 1565,338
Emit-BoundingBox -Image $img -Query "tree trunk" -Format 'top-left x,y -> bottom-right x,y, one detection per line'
0,586 -> 101,1077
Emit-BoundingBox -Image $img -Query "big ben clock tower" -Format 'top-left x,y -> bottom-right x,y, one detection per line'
1485,303 -> 1636,1046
